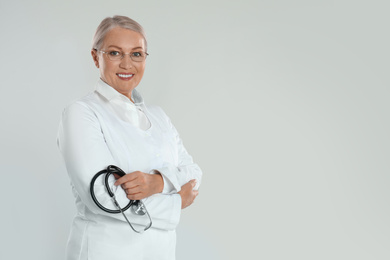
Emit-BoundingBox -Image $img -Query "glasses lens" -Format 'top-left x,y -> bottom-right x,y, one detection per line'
103,50 -> 148,62
131,51 -> 147,62
106,51 -> 122,61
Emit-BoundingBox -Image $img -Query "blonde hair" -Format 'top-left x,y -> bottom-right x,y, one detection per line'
92,15 -> 147,51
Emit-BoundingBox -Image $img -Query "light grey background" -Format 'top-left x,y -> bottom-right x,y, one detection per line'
1,0 -> 389,259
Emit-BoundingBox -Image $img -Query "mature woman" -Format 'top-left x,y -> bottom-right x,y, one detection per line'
57,15 -> 202,260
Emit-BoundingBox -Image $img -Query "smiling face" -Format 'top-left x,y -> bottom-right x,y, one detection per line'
91,27 -> 146,101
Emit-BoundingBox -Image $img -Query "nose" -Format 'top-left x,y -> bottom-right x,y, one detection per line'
119,54 -> 133,69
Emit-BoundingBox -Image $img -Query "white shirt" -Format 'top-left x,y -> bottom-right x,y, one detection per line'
57,79 -> 202,260
96,79 -> 151,130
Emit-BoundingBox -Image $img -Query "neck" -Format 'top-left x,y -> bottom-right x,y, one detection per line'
100,77 -> 135,103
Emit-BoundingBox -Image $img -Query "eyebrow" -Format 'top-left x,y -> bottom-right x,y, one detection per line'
107,45 -> 144,50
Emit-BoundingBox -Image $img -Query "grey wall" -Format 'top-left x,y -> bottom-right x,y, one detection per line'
1,0 -> 389,259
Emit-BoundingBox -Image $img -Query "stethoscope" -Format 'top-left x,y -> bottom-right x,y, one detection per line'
90,165 -> 152,233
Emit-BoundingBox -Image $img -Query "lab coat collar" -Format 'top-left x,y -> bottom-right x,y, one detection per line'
95,78 -> 144,105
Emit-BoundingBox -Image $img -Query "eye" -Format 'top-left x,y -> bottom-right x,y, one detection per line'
108,51 -> 121,57
132,52 -> 143,57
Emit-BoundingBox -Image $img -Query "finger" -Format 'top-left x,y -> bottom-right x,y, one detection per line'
126,186 -> 141,195
114,174 -> 138,186
113,173 -> 121,180
127,192 -> 143,201
114,176 -> 128,186
124,187 -> 139,194
190,179 -> 197,188
121,181 -> 140,189
183,179 -> 196,188
194,190 -> 199,197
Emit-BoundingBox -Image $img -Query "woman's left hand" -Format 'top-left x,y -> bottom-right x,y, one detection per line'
114,171 -> 164,200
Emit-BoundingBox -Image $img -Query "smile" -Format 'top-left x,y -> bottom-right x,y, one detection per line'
117,73 -> 134,79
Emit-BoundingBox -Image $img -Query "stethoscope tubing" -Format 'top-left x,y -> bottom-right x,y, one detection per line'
90,165 -> 152,233
90,166 -> 133,213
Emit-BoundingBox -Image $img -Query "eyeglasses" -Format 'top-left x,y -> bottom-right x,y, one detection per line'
96,49 -> 149,62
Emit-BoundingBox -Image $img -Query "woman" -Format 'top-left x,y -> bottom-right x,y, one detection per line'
57,15 -> 202,260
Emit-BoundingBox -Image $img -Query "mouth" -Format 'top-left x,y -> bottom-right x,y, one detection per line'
117,73 -> 134,80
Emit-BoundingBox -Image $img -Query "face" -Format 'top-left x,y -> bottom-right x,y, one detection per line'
91,27 -> 146,101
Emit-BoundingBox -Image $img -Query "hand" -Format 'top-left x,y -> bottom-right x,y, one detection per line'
178,179 -> 199,209
114,171 -> 163,200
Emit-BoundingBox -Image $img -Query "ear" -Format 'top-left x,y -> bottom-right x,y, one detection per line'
91,49 -> 99,68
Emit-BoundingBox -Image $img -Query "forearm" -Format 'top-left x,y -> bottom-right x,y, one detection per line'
152,163 -> 202,194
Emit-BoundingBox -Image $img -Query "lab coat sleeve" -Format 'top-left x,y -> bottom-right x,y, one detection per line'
151,107 -> 203,194
57,102 -> 181,230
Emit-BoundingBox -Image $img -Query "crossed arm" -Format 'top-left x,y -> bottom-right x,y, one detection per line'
114,171 -> 198,209
112,105 -> 201,209
58,102 -> 201,230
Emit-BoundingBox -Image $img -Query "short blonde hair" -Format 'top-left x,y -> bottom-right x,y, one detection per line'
92,15 -> 147,51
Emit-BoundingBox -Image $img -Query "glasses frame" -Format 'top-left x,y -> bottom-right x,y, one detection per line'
96,49 -> 149,62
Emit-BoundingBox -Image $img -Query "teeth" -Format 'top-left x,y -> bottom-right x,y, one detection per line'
118,74 -> 133,78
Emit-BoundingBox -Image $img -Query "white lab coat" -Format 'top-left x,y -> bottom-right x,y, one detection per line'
57,80 -> 202,260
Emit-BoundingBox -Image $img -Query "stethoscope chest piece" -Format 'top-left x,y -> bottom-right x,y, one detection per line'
131,201 -> 146,215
